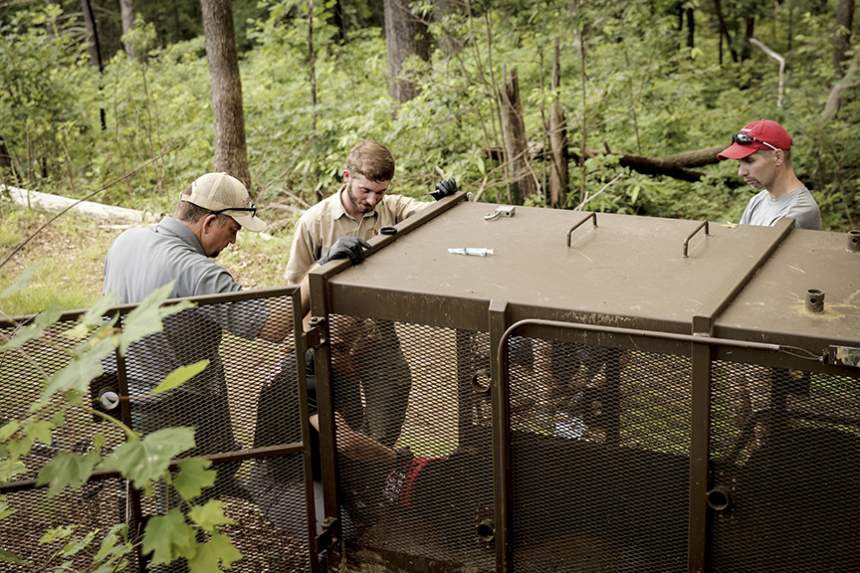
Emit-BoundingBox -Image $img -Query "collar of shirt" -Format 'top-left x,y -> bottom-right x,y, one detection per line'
157,216 -> 206,256
332,184 -> 378,222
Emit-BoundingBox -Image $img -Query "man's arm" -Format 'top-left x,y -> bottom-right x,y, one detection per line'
257,273 -> 311,342
310,413 -> 396,465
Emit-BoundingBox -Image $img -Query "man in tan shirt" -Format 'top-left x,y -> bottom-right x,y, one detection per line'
285,140 -> 457,446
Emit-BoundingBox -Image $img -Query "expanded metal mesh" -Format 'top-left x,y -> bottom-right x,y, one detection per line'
0,477 -> 132,572
710,360 -> 860,573
329,316 -> 495,571
509,337 -> 690,573
0,316 -> 126,482
1,292 -> 314,572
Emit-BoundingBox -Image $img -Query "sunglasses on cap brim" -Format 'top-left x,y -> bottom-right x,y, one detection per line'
732,133 -> 778,151
210,205 -> 258,217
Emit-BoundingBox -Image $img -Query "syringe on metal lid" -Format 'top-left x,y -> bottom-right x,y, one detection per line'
448,247 -> 494,257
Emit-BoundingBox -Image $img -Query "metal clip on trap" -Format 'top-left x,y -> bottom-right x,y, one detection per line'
484,205 -> 516,221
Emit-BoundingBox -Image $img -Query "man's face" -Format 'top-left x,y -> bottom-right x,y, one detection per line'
344,170 -> 390,215
737,150 -> 780,190
201,214 -> 240,257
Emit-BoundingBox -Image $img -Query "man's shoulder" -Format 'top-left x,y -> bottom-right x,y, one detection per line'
299,192 -> 341,224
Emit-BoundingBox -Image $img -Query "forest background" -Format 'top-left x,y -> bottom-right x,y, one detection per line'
1,0 -> 858,316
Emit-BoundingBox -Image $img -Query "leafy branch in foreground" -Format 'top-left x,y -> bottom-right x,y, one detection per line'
0,278 -> 239,572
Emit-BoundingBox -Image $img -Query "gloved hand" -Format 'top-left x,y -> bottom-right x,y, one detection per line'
429,177 -> 458,201
318,236 -> 371,266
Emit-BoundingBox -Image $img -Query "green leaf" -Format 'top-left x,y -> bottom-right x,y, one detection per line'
38,337 -> 115,406
72,293 -> 117,333
188,532 -> 241,572
142,508 -> 197,565
61,528 -> 99,557
0,421 -> 19,443
26,419 -> 53,446
36,450 -> 100,497
100,427 -> 195,489
50,411 -> 65,427
93,523 -> 129,562
0,268 -> 33,301
173,458 -> 216,502
40,525 -> 76,544
189,500 -> 234,533
119,282 -> 194,355
0,548 -> 26,564
0,459 -> 26,483
0,306 -> 63,352
0,496 -> 14,520
152,360 -> 209,395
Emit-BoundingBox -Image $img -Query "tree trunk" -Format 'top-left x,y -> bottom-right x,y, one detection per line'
484,144 -> 725,183
740,16 -> 755,60
383,0 -> 431,102
81,0 -> 106,130
686,7 -> 695,48
119,0 -> 138,60
308,0 -> 318,131
712,0 -> 738,63
834,0 -> 855,76
548,41 -> 569,208
200,0 -> 251,188
331,0 -> 346,42
499,67 -> 537,205
823,54 -> 860,120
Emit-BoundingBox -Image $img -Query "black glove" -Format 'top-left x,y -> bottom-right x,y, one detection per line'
318,236 -> 371,266
429,177 -> 458,201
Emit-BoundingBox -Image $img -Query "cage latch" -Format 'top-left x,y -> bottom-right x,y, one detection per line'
304,316 -> 327,349
823,345 -> 860,368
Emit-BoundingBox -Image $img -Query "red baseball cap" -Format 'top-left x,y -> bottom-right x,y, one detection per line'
717,120 -> 793,160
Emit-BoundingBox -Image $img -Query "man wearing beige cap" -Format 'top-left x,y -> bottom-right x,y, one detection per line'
103,172 -> 304,507
717,119 -> 821,230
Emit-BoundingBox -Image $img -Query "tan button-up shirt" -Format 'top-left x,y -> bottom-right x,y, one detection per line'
284,186 -> 427,284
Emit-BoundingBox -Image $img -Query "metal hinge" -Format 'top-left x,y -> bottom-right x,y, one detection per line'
316,516 -> 338,551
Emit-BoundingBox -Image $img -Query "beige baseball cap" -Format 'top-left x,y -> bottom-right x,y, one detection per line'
181,172 -> 267,232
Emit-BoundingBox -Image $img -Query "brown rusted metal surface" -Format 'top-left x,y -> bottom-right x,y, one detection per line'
715,227 -> 860,349
325,203 -> 811,336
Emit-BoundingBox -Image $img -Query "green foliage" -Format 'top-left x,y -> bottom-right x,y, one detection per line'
2,0 -> 858,232
101,426 -> 196,490
0,274 -> 243,570
143,508 -> 197,565
173,458 -> 217,502
153,359 -> 211,394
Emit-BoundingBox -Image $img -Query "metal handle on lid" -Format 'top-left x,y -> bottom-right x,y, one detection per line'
566,212 -> 598,247
682,221 -> 710,257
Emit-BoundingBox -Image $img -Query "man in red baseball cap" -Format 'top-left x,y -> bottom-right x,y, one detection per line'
717,119 -> 821,230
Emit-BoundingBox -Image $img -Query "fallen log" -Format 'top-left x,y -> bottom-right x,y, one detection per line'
485,144 -> 725,182
1,184 -> 159,224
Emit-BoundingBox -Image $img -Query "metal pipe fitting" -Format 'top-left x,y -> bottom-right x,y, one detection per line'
849,230 -> 860,252
706,485 -> 733,513
806,289 -> 825,313
476,518 -> 495,543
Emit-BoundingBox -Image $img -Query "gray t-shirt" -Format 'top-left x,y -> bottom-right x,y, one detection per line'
103,217 -> 264,393
739,186 -> 821,230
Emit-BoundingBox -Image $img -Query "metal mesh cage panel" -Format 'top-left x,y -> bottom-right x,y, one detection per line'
510,337 -> 690,573
329,315 -> 495,571
131,294 -> 313,572
1,291 -> 314,573
0,478 -> 133,571
710,360 -> 860,573
0,316 -> 126,482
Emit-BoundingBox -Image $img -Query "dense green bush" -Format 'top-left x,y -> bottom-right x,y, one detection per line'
0,1 -> 857,230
